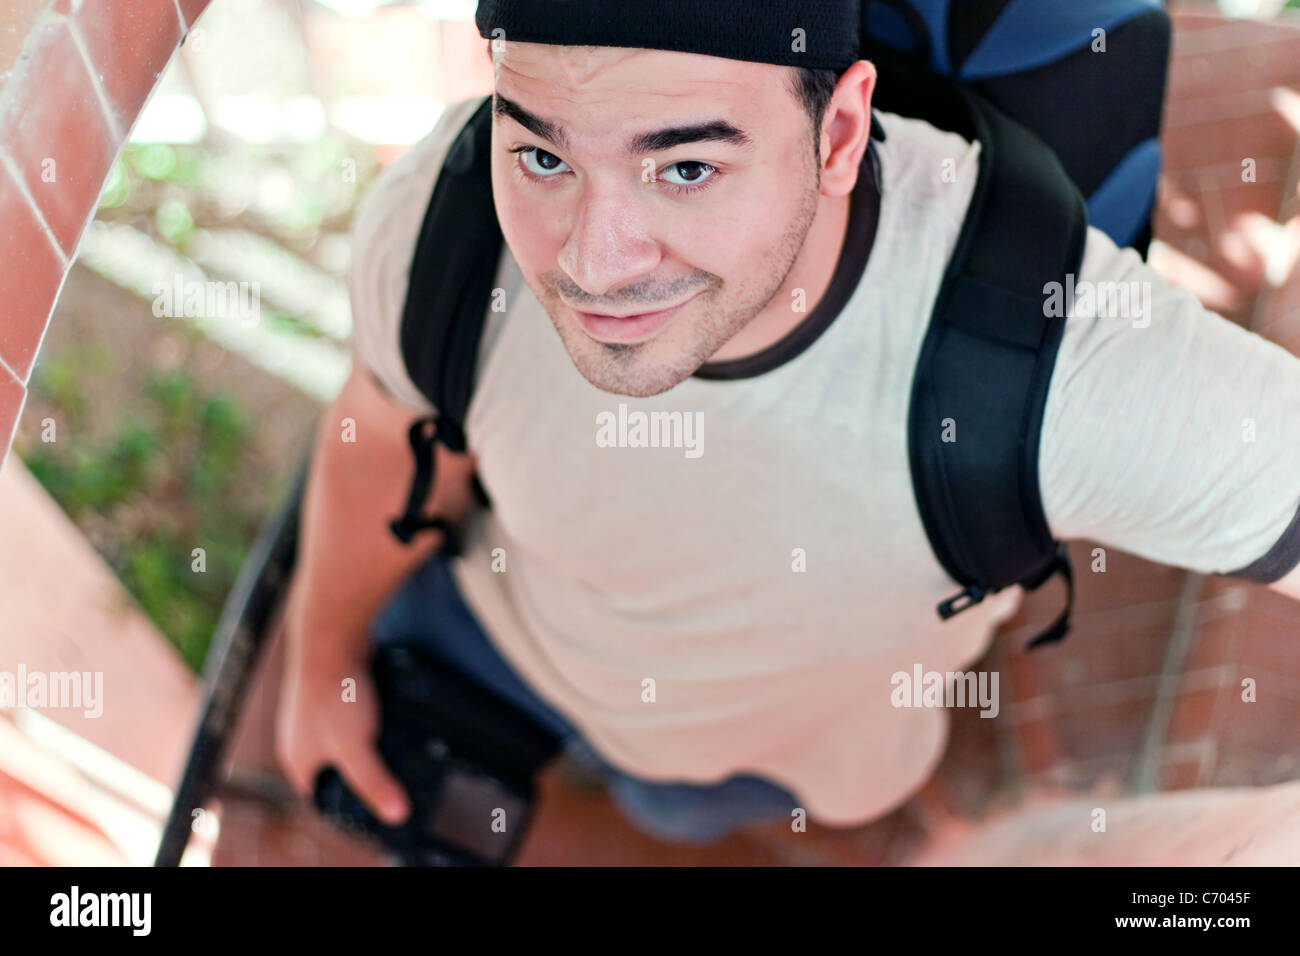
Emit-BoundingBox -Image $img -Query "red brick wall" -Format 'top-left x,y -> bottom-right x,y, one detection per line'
986,11 -> 1300,802
0,0 -> 210,461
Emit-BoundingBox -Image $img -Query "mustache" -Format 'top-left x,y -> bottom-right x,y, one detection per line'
545,271 -> 718,311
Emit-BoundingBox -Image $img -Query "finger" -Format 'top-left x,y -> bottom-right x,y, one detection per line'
339,744 -> 411,825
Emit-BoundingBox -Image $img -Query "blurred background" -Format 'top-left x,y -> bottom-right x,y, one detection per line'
9,0 -> 492,673
0,0 -> 1299,866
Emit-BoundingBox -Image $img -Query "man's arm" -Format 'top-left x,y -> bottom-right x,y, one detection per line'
274,359 -> 477,819
1037,227 -> 1300,593
286,359 -> 478,665
274,98 -> 488,817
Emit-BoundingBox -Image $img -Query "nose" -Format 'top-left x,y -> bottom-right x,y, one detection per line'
557,181 -> 661,299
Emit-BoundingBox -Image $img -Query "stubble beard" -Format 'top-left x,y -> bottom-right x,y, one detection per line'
535,164 -> 823,399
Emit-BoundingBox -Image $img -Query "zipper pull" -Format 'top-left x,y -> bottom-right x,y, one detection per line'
937,583 -> 988,620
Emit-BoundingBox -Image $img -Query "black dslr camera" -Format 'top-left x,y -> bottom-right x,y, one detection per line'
312,641 -> 564,866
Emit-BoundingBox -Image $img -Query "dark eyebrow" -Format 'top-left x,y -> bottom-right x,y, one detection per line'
493,93 -> 752,157
494,94 -> 571,151
627,121 -> 752,155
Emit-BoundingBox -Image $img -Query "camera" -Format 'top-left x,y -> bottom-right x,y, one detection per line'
312,641 -> 564,866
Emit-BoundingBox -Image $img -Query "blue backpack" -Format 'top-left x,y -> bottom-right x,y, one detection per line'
386,1 -> 1173,650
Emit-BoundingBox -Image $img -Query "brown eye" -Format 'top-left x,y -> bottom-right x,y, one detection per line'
661,161 -> 716,187
518,146 -> 570,177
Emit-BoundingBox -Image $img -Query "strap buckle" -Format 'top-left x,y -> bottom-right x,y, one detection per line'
1023,544 -> 1074,651
389,414 -> 463,554
937,583 -> 988,619
933,543 -> 1075,652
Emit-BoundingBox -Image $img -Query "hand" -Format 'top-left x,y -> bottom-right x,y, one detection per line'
274,596 -> 410,826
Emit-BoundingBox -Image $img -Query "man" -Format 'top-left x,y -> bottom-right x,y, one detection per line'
276,1 -> 1300,847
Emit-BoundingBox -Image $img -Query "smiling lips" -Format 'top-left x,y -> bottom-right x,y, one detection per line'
572,294 -> 699,343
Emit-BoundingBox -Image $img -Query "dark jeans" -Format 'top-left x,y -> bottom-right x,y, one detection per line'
370,550 -> 800,845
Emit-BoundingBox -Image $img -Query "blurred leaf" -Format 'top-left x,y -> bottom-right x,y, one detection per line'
156,199 -> 195,246
98,160 -> 130,209
133,143 -> 178,181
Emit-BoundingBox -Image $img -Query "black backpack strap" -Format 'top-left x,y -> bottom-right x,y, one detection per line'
388,96 -> 503,549
389,416 -> 465,553
877,53 -> 1087,651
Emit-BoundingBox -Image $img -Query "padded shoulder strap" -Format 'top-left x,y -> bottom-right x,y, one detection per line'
389,96 -> 503,546
399,95 -> 504,449
877,52 -> 1087,649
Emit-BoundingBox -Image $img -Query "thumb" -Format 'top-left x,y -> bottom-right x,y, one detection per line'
339,742 -> 411,826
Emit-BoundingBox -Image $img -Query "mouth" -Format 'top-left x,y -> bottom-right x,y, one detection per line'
571,293 -> 700,344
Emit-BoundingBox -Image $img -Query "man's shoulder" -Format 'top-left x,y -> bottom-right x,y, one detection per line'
345,95 -> 488,413
352,95 -> 488,251
872,109 -> 982,238
874,109 -> 977,156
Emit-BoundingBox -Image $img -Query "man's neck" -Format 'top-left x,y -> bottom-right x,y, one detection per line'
705,186 -> 855,363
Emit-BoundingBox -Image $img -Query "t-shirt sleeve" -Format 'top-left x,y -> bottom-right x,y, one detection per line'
1038,226 -> 1300,583
346,95 -> 487,414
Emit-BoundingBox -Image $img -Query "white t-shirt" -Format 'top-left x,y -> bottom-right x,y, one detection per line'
348,95 -> 1300,826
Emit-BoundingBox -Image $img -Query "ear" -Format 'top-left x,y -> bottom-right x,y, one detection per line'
818,60 -> 878,199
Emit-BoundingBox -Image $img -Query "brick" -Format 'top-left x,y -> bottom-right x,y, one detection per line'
1237,607 -> 1300,676
1157,753 -> 1205,790
930,691 -> 1010,817
1169,32 -> 1300,102
1171,14 -> 1240,36
58,0 -> 184,131
1164,682 -> 1221,745
1211,684 -> 1300,752
1053,689 -> 1158,765
1211,180 -> 1292,233
996,548 -> 1182,702
1164,88 -> 1281,136
1032,625 -> 1171,696
1183,610 -> 1245,673
0,20 -> 117,257
1261,301 -> 1300,361
0,361 -> 25,467
1011,716 -> 1063,775
1160,114 -> 1296,177
1022,755 -> 1131,793
1249,585 -> 1300,624
1151,194 -> 1282,308
1067,542 -> 1188,616
0,161 -> 65,382
177,0 -> 214,31
1206,747 -> 1296,788
1257,247 -> 1300,342
1000,645 -> 1050,703
0,0 -> 49,85
1171,15 -> 1288,55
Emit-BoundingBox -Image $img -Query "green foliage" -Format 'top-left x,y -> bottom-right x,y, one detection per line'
155,199 -> 196,248
98,160 -> 130,210
132,143 -> 178,181
23,358 -> 270,672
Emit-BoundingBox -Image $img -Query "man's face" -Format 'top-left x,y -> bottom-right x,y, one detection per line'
489,41 -> 824,398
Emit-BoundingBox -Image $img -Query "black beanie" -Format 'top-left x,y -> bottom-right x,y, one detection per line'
475,0 -> 864,71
